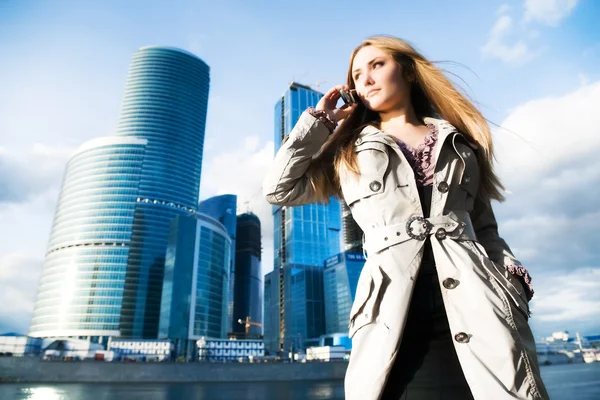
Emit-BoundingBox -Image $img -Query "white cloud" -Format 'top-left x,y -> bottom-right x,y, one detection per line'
489,80 -> 600,334
0,144 -> 73,333
0,253 -> 44,334
531,268 -> 600,323
199,137 -> 276,276
524,0 -> 579,26
481,13 -> 535,65
481,0 -> 579,64
494,81 -> 600,184
0,143 -> 74,204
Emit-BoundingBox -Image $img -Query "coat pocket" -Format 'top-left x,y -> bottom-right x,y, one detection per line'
341,141 -> 389,206
469,241 -> 531,320
348,266 -> 384,338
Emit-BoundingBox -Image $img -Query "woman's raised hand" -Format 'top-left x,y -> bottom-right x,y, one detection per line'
315,85 -> 358,122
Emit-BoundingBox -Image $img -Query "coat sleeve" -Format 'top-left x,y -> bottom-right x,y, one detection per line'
262,111 -> 331,207
471,196 -> 535,301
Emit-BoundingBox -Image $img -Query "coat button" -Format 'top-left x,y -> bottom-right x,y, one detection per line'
369,181 -> 382,192
355,137 -> 363,145
443,278 -> 458,289
435,228 -> 447,240
455,332 -> 470,343
437,181 -> 449,193
463,174 -> 471,184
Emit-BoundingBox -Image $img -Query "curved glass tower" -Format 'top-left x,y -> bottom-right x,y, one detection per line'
198,194 -> 237,333
159,213 -> 231,347
116,46 -> 210,338
29,47 -> 210,340
29,137 -> 148,338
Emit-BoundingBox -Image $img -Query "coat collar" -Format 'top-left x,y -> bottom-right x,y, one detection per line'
356,117 -> 460,153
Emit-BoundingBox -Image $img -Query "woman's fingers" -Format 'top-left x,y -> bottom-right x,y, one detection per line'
333,103 -> 357,120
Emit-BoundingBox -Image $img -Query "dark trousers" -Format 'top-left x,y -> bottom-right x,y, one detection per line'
380,254 -> 475,400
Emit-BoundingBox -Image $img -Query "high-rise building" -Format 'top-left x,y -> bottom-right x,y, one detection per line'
323,252 -> 365,336
29,47 -> 210,341
198,195 -> 237,333
158,213 -> 231,358
232,213 -> 262,338
264,265 -> 325,354
265,82 -> 341,355
28,137 -> 148,340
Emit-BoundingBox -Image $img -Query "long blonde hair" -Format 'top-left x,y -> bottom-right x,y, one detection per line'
307,35 -> 505,203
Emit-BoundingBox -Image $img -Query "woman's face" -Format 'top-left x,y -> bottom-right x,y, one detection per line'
351,45 -> 411,113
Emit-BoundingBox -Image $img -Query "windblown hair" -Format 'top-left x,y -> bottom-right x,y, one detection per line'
307,35 -> 505,203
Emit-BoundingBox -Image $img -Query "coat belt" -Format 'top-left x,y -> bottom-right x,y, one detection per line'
363,211 -> 477,255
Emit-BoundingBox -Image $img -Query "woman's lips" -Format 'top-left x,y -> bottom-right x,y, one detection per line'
367,89 -> 380,97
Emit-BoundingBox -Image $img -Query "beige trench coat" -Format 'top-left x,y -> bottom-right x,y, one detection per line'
263,111 -> 549,400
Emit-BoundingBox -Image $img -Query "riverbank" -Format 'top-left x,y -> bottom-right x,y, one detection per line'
0,357 -> 348,383
1,363 -> 599,400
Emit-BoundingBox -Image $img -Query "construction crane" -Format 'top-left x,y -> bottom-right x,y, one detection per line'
307,80 -> 328,91
237,316 -> 263,336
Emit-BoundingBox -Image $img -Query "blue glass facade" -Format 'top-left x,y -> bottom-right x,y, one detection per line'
198,194 -> 237,333
266,82 -> 341,355
29,46 -> 210,340
273,83 -> 341,268
263,270 -> 279,355
232,213 -> 262,337
115,47 -> 210,338
323,252 -> 365,335
263,264 -> 325,355
159,213 -> 231,341
29,137 -> 148,338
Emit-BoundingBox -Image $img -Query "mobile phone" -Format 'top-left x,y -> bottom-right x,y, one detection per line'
339,88 -> 359,106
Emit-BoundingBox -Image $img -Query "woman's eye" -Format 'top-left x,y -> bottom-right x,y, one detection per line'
354,73 -> 361,81
373,61 -> 383,69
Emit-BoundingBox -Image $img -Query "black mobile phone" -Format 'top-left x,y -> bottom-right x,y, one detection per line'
339,88 -> 359,106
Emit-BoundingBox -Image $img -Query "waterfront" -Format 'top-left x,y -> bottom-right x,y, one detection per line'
0,363 -> 598,399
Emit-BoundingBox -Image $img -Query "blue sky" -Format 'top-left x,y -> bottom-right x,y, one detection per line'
1,0 -> 599,338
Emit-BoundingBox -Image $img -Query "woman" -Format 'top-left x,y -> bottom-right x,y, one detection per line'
263,35 -> 549,400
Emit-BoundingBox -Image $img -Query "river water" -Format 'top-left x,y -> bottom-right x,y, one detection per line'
0,362 -> 598,399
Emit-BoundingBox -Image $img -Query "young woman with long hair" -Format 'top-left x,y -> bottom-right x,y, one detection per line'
263,35 -> 549,400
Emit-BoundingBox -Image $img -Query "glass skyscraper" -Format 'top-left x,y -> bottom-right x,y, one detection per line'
29,47 -> 210,341
264,265 -> 325,355
29,137 -> 148,339
323,252 -> 365,335
198,194 -> 237,333
158,213 -> 231,358
232,213 -> 262,337
272,83 -> 341,267
265,82 -> 341,355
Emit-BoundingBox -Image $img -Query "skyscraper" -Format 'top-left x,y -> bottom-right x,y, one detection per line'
198,194 -> 237,333
29,47 -> 210,341
158,213 -> 231,358
323,252 -> 365,335
232,213 -> 262,337
265,82 -> 341,355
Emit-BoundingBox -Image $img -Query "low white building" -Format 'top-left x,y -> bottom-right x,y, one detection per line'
43,338 -> 103,360
108,339 -> 173,361
0,334 -> 43,356
197,337 -> 265,362
535,331 -> 590,365
306,346 -> 346,362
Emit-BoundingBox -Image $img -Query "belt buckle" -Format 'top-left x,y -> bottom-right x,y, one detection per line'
406,216 -> 432,241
